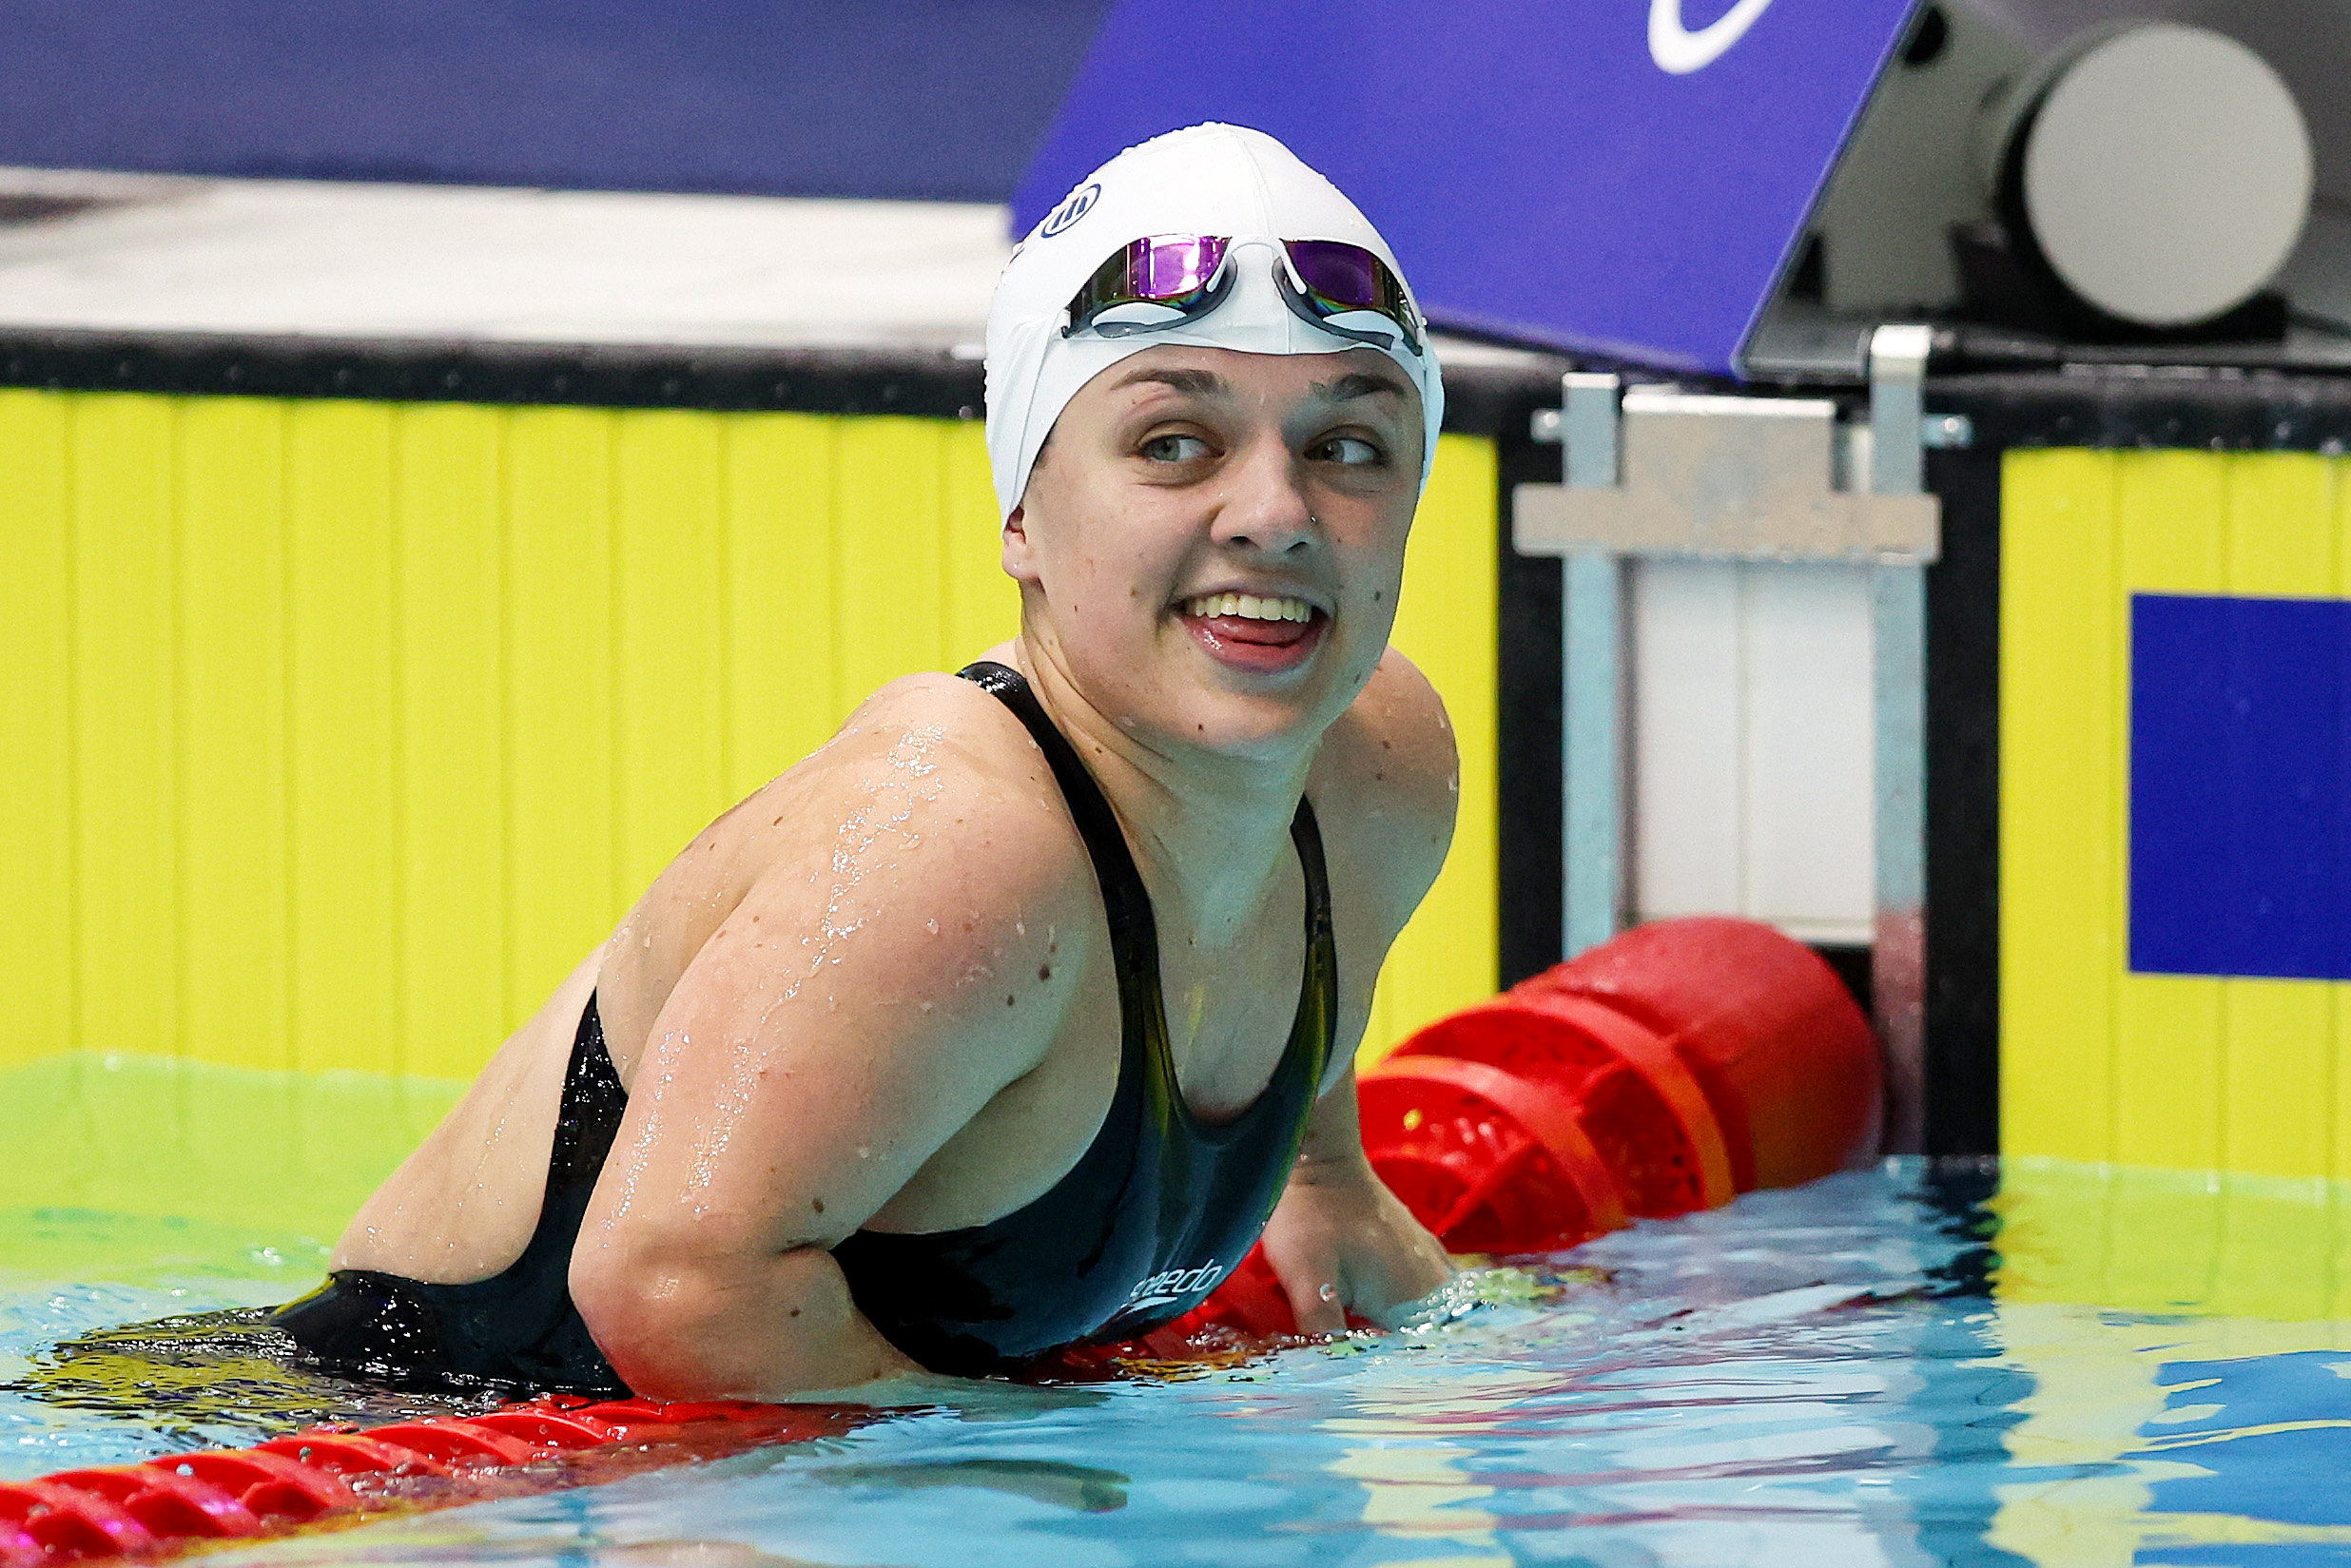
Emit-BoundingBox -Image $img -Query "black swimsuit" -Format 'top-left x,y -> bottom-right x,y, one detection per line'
275,662 -> 1338,1389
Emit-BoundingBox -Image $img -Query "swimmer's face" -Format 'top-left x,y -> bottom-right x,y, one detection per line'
1004,344 -> 1422,755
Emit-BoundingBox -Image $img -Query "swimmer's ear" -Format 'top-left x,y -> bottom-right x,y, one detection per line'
1001,503 -> 1041,584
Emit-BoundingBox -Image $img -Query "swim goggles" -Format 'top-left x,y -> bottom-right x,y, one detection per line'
1062,235 -> 1427,358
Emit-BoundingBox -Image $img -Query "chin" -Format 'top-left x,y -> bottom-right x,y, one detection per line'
1061,625 -> 1366,760
1159,680 -> 1345,761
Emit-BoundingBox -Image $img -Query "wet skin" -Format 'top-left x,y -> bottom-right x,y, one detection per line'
336,343 -> 1458,1400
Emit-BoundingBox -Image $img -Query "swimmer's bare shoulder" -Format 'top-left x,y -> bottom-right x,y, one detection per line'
566,670 -> 1107,1397
593,670 -> 1092,1078
1312,648 -> 1460,964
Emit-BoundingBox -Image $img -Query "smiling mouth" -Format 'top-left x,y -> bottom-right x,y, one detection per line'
1179,591 -> 1316,624
1175,591 -> 1328,671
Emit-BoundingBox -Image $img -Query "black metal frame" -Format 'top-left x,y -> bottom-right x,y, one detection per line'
1919,443 -> 2000,1157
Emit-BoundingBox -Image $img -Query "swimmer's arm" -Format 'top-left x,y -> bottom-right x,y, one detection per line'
1261,649 -> 1461,1331
570,700 -> 1088,1401
1259,1065 -> 1453,1333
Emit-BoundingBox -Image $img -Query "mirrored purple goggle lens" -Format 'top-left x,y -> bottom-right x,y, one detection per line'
1283,241 -> 1385,310
1129,235 -> 1228,299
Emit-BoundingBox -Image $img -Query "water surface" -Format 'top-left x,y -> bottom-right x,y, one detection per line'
10,1158 -> 2349,1565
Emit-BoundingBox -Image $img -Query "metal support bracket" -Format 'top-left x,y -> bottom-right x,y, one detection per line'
1866,322 -> 1933,1155
1554,373 -> 1623,960
1519,386 -> 1942,563
1513,331 -> 1941,1153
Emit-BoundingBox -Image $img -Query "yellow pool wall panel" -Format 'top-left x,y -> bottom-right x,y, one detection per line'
0,388 -> 1497,1085
2001,447 -> 2351,1180
1995,1155 -> 2351,1322
1367,430 -> 1499,1065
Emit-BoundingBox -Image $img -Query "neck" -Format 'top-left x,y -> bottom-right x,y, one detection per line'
996,636 -> 1317,943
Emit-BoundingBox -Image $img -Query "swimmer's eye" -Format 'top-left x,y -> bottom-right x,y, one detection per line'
1139,433 -> 1213,463
1312,435 -> 1386,466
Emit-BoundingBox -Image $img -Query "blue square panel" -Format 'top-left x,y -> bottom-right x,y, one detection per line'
2130,593 -> 2351,979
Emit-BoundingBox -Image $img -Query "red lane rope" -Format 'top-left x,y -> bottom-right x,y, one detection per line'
0,1396 -> 864,1567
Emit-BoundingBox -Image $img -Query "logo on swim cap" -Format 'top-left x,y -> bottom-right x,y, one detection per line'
1039,183 -> 1100,238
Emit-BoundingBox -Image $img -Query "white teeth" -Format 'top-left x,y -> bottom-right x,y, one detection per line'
1182,592 -> 1316,623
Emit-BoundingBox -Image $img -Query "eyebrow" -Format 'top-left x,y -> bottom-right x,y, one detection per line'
1312,370 -> 1412,402
1113,366 -> 1229,397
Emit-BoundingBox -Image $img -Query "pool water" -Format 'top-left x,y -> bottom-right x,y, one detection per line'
9,1150 -> 2351,1567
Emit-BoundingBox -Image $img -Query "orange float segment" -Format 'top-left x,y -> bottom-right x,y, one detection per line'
465,1406 -> 626,1450
157,1450 -> 356,1523
1357,1054 -> 1628,1250
357,1420 -> 541,1468
1534,993 -> 1737,1212
1523,916 -> 1881,1190
1,1396 -> 863,1567
1349,916 -> 1875,1254
1384,992 -> 1732,1219
256,1430 -> 453,1478
50,1463 -> 265,1541
0,1479 -> 158,1563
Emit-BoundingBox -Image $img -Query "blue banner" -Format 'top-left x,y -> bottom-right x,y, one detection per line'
1017,0 -> 1915,375
0,0 -> 1110,204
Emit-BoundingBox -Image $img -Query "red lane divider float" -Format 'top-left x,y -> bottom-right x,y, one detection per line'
5,916 -> 1879,1562
0,1397 -> 863,1567
1521,916 -> 1882,1191
1361,915 -> 1878,1255
1357,1052 -> 1627,1252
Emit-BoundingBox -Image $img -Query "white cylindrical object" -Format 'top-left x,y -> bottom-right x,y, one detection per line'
2013,23 -> 2312,327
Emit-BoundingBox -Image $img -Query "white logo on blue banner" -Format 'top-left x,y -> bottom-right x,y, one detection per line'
1649,0 -> 1778,73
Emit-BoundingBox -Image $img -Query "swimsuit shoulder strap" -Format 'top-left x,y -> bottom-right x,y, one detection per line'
1286,795 -> 1341,1082
959,662 -> 1167,1057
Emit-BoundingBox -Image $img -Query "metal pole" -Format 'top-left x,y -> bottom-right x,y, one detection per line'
1867,324 -> 1933,1154
1560,372 -> 1622,959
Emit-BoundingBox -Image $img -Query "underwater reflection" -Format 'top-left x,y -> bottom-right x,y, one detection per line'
8,1306 -> 494,1443
588,1544 -> 858,1568
819,1457 -> 1128,1513
204,1521 -> 895,1568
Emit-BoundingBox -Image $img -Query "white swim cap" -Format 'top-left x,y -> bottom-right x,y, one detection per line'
984,123 -> 1444,519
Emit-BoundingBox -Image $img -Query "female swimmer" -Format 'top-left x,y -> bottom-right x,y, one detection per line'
272,124 -> 1459,1399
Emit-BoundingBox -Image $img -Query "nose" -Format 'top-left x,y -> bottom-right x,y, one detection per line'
1211,435 -> 1316,557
